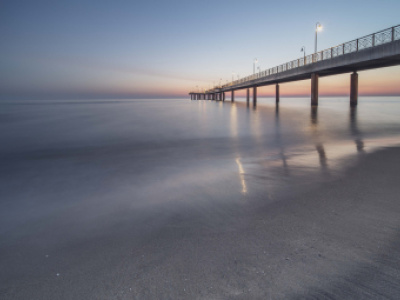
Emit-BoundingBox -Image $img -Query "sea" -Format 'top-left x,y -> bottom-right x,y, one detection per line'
1,96 -> 400,298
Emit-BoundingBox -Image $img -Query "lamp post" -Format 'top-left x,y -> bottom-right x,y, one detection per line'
315,22 -> 322,53
301,46 -> 306,59
253,58 -> 258,74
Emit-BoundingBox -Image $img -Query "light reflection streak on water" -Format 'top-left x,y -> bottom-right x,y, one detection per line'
230,103 -> 248,194
230,103 -> 238,138
235,157 -> 247,194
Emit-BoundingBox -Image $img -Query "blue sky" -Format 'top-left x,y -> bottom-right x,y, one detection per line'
1,0 -> 400,99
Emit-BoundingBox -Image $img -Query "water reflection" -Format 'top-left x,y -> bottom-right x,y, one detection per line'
230,103 -> 248,194
230,102 -> 238,138
310,106 -> 329,173
216,99 -> 374,197
350,106 -> 365,154
274,104 -> 289,175
235,157 -> 247,194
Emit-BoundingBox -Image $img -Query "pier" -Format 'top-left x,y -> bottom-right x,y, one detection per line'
190,25 -> 400,106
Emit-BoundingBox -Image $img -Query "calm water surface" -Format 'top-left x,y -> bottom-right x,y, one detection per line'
1,96 -> 400,298
1,96 -> 400,232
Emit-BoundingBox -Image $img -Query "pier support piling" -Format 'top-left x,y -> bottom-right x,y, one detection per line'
350,72 -> 358,106
222,92 -> 225,101
253,86 -> 257,106
276,84 -> 280,103
311,73 -> 319,106
231,90 -> 235,102
246,88 -> 250,105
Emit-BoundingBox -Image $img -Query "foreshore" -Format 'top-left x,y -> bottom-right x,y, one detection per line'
1,145 -> 400,299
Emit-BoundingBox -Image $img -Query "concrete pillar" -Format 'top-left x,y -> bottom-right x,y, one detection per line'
246,88 -> 250,104
222,92 -> 225,101
276,84 -> 280,103
350,72 -> 358,106
231,90 -> 235,102
311,73 -> 319,106
253,86 -> 257,106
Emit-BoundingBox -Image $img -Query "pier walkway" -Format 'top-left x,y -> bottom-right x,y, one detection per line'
190,25 -> 400,106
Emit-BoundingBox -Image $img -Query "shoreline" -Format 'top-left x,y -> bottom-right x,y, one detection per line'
2,146 -> 400,299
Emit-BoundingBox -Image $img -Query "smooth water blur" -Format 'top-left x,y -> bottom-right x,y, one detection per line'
1,97 -> 400,214
1,96 -> 400,231
1,97 -> 400,297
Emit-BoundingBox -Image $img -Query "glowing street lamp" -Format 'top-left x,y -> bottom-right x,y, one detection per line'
253,58 -> 258,74
315,22 -> 323,53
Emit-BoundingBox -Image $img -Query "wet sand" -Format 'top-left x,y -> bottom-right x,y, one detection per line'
1,146 -> 400,299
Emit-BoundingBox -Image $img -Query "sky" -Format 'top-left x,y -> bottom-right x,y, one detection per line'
1,0 -> 400,100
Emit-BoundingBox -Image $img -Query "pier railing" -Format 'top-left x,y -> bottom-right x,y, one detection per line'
200,25 -> 400,93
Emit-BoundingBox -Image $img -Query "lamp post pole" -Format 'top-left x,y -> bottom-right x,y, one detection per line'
315,22 -> 322,53
253,58 -> 258,74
